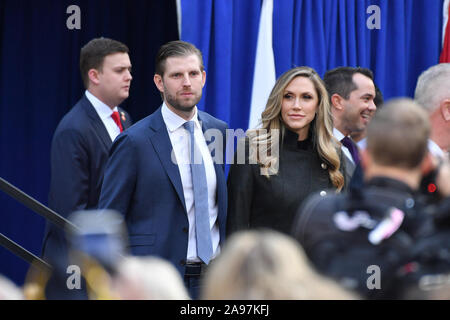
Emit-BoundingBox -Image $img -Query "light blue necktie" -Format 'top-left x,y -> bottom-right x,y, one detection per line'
183,121 -> 213,264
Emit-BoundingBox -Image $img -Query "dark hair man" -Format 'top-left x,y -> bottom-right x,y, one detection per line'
324,67 -> 376,182
98,40 -> 228,299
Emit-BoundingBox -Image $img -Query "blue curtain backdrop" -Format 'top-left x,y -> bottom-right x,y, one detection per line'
181,0 -> 443,132
0,0 -> 179,285
182,0 -> 263,132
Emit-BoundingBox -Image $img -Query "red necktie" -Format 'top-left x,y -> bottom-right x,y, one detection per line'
111,111 -> 124,132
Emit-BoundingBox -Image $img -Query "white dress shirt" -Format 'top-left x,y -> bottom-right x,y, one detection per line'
85,90 -> 121,142
333,127 -> 354,164
428,139 -> 447,159
356,138 -> 367,150
161,103 -> 220,263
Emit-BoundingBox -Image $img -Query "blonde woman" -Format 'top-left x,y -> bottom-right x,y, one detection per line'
227,66 -> 345,235
201,230 -> 357,300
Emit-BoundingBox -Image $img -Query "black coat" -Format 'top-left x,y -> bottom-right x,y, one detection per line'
227,129 -> 339,236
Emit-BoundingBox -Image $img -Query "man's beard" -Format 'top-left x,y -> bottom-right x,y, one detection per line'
165,91 -> 202,113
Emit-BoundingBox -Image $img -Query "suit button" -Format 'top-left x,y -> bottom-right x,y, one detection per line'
320,191 -> 327,196
180,259 -> 186,266
321,163 -> 327,170
182,227 -> 188,233
405,198 -> 415,208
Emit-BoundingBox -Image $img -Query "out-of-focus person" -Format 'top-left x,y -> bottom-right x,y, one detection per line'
414,63 -> 450,203
292,98 -> 442,299
112,256 -> 190,300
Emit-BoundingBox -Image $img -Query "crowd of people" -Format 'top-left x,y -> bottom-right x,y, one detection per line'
1,37 -> 450,300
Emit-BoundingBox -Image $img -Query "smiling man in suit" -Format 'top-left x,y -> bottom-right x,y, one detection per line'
324,67 -> 376,183
41,37 -> 133,298
98,40 -> 228,299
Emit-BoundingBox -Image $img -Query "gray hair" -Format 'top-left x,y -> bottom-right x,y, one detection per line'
414,63 -> 450,113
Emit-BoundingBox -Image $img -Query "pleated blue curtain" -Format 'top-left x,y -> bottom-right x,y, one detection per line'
181,0 -> 262,131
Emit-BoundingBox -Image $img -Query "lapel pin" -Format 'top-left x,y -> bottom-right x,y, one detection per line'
121,111 -> 126,121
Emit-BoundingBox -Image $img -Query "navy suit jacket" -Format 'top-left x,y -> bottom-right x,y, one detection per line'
41,95 -> 132,264
98,107 -> 228,277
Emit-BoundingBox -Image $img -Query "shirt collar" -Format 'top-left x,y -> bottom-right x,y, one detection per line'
161,102 -> 201,133
85,90 -> 118,120
333,127 -> 347,141
428,139 -> 446,159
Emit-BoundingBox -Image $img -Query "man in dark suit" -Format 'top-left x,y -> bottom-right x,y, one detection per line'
98,40 -> 228,299
41,38 -> 133,298
323,67 -> 376,183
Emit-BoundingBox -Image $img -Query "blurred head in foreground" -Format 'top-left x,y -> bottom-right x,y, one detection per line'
112,256 -> 190,300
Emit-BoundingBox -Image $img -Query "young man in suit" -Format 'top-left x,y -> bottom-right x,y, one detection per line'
98,40 -> 228,299
41,37 -> 133,298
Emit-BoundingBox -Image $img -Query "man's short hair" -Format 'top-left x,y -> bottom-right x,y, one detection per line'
367,98 -> 430,169
80,37 -> 129,89
155,40 -> 204,76
414,63 -> 450,113
323,66 -> 374,100
374,84 -> 384,108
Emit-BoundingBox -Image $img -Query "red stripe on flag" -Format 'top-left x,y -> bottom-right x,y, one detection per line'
440,2 -> 450,62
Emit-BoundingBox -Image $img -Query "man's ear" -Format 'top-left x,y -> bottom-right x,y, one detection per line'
440,99 -> 450,121
153,74 -> 164,93
331,93 -> 345,110
88,69 -> 100,86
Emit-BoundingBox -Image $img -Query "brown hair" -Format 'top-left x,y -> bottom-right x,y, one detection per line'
155,40 -> 204,76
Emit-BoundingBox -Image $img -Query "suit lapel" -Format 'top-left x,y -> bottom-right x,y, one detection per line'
81,96 -> 112,150
148,108 -> 187,212
343,154 -> 356,183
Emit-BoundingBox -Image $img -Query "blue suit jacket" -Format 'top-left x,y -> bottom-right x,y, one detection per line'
41,95 -> 132,264
98,107 -> 228,277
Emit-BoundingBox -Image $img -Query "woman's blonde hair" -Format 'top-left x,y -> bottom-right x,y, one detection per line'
248,66 -> 344,190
